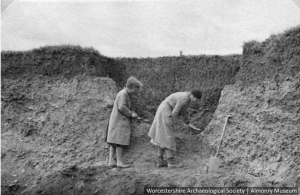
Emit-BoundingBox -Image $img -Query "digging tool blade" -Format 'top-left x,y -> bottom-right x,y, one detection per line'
208,115 -> 230,173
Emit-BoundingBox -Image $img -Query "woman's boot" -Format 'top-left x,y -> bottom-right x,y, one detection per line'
116,146 -> 130,168
108,146 -> 117,168
167,157 -> 183,168
156,147 -> 167,167
156,156 -> 168,167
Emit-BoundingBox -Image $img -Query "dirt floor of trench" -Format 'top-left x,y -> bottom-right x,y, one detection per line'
2,119 -> 291,195
1,121 -> 251,195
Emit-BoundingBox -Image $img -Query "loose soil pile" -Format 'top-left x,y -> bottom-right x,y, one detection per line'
2,26 -> 300,195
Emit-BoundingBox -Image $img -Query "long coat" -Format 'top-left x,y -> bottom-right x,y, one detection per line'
148,92 -> 191,151
107,88 -> 134,146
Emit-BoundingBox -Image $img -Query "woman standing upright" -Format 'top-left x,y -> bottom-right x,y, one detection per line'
107,76 -> 143,168
148,89 -> 202,168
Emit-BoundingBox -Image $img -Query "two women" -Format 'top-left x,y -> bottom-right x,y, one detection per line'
106,75 -> 202,169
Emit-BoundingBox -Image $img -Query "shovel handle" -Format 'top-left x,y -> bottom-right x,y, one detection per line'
215,115 -> 230,157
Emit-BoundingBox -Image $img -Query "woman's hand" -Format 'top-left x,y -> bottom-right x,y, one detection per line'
131,112 -> 138,118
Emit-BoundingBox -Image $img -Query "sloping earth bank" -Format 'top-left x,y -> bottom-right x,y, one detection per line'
205,78 -> 300,187
205,26 -> 300,187
1,76 -> 117,194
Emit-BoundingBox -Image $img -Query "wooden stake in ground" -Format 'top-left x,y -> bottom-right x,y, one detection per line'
208,115 -> 231,173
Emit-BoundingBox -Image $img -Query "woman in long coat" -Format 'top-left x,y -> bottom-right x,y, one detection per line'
107,76 -> 142,168
148,89 -> 202,168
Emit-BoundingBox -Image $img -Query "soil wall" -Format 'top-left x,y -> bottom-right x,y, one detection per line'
117,55 -> 240,130
1,75 -> 118,194
205,26 -> 300,186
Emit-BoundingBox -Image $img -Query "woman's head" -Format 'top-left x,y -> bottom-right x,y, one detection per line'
190,89 -> 202,101
125,76 -> 143,96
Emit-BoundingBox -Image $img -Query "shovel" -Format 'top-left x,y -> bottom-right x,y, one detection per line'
207,115 -> 230,173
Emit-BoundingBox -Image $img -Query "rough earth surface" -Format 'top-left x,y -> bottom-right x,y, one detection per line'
2,26 -> 300,195
205,78 -> 300,187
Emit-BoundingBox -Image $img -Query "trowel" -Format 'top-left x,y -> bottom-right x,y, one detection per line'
136,116 -> 150,123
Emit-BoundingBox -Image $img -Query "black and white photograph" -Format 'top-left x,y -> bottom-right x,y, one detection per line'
1,0 -> 300,194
